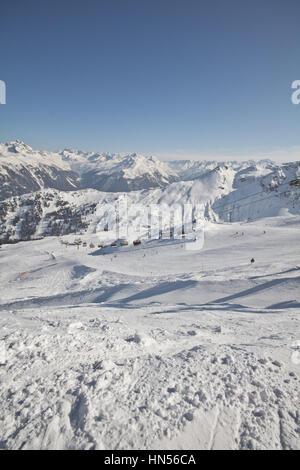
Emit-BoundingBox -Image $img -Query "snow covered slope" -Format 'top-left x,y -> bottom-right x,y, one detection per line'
212,161 -> 300,222
0,217 -> 299,449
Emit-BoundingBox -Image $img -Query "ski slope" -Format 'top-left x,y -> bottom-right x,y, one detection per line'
0,216 -> 299,449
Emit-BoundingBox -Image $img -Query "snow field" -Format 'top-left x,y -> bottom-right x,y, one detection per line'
0,216 -> 299,449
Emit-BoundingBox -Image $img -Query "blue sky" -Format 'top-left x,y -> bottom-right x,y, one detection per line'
0,0 -> 300,161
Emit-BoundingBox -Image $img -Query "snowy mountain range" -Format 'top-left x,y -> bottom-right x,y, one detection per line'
0,141 -> 81,201
0,141 -> 299,242
2,140 -> 295,200
0,141 -> 178,200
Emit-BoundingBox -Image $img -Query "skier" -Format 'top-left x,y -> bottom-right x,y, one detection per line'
251,258 -> 255,264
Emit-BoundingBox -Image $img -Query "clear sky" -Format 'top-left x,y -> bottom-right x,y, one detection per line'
1,0 -> 300,161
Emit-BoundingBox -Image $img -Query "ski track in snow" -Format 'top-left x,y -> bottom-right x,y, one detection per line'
0,217 -> 299,450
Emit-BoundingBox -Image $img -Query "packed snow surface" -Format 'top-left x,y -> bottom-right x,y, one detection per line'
0,216 -> 299,450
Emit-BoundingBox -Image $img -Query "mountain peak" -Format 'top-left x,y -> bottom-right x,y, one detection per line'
4,140 -> 33,154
